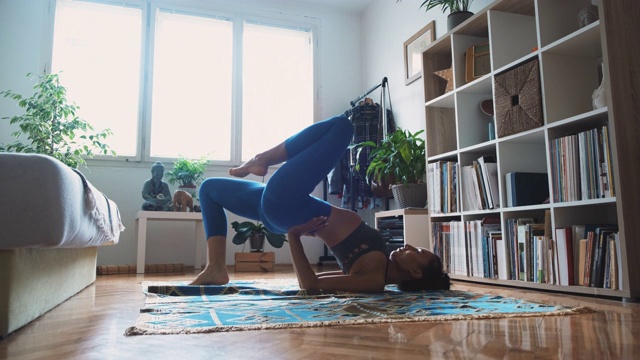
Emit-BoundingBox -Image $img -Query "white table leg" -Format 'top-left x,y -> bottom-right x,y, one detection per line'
136,217 -> 148,274
194,220 -> 205,270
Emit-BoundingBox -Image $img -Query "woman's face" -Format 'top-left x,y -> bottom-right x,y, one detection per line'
389,244 -> 437,274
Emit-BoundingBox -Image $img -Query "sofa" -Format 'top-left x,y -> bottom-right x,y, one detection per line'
0,153 -> 124,338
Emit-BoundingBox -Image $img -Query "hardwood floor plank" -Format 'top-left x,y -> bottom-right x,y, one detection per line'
2,266 -> 640,359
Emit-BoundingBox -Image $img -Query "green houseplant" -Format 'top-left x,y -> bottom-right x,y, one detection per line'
0,73 -> 115,168
417,0 -> 474,13
354,128 -> 427,208
399,0 -> 475,31
166,156 -> 209,195
231,221 -> 287,252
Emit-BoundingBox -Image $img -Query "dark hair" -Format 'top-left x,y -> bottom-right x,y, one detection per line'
397,254 -> 451,292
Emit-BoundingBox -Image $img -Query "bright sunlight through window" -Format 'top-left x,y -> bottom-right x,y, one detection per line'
150,11 -> 233,160
242,23 -> 313,160
51,1 -> 315,163
52,0 -> 141,157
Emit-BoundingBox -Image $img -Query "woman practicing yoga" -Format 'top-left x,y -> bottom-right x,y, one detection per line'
191,115 -> 450,292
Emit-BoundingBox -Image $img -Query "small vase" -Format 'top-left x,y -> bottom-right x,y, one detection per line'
249,233 -> 265,252
447,11 -> 474,31
592,63 -> 607,109
178,184 -> 197,197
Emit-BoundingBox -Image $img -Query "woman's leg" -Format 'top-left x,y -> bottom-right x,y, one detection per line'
191,178 -> 265,285
228,143 -> 287,178
262,115 -> 353,231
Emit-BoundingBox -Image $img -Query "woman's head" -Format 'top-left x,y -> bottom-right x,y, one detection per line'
390,244 -> 451,291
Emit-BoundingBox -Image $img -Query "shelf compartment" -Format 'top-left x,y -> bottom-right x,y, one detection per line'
536,0 -> 597,48
456,91 -> 495,149
452,34 -> 489,89
552,201 -> 617,229
497,139 -> 548,210
540,21 -> 603,124
422,36 -> 453,102
488,10 -> 538,70
425,107 -> 457,157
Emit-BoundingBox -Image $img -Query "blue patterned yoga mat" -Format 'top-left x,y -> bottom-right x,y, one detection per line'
125,280 -> 593,335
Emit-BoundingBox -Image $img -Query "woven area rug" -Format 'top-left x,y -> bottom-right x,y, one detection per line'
124,279 -> 593,336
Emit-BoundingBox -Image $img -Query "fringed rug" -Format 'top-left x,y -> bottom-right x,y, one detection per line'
125,279 -> 594,336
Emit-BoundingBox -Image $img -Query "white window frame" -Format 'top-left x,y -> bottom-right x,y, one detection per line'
48,0 -> 319,166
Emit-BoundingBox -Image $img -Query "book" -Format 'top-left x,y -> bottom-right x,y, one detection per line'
462,165 -> 482,211
535,235 -> 546,283
571,225 -> 586,285
527,224 -> 545,282
608,234 -> 617,290
516,218 -> 535,281
591,226 -> 618,288
472,161 -> 488,209
494,232 -> 508,280
505,172 -> 549,207
578,239 -> 587,286
481,217 -> 501,277
583,231 -> 594,286
554,227 -> 574,285
477,155 -> 499,209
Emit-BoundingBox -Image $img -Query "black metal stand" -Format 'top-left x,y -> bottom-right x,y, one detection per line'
317,77 -> 389,268
317,178 -> 336,267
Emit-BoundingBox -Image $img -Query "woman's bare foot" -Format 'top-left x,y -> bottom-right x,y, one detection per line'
189,264 -> 230,285
228,155 -> 269,177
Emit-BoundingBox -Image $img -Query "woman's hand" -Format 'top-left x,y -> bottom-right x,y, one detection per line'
288,216 -> 328,238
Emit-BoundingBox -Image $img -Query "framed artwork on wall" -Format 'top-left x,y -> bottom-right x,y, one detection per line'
403,21 -> 435,85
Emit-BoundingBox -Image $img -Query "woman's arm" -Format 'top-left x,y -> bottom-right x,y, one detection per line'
287,217 -> 327,291
287,217 -> 387,293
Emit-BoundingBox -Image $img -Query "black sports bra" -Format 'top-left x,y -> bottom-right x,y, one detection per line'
330,221 -> 387,274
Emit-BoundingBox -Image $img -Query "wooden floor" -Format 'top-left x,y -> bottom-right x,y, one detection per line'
1,265 -> 639,359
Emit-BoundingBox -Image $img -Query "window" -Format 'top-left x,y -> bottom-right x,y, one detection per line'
150,11 -> 233,160
51,0 -> 315,163
52,0 -> 142,157
242,23 -> 313,160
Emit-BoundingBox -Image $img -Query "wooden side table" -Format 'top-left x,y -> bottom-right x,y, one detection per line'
135,211 -> 205,274
234,252 -> 275,272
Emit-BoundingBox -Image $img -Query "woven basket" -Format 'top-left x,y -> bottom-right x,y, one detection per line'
391,183 -> 427,209
494,58 -> 543,138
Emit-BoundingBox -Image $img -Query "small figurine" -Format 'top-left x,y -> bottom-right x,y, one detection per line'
173,189 -> 194,212
141,161 -> 173,211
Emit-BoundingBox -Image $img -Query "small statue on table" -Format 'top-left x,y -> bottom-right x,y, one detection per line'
141,161 -> 173,211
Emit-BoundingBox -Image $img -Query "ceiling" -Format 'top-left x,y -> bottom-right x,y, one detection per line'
288,0 -> 375,13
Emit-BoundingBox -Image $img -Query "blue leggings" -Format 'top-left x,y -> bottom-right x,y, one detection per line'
199,115 -> 354,237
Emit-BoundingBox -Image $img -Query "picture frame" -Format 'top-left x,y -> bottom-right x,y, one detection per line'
403,21 -> 435,86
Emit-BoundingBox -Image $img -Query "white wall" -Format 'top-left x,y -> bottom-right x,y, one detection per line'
355,0 -> 494,225
1,0 -> 494,267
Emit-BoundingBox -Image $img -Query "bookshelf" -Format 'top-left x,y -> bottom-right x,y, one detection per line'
374,208 -> 430,249
422,0 -> 640,300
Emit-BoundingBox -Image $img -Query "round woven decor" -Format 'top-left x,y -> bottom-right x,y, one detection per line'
391,183 -> 427,208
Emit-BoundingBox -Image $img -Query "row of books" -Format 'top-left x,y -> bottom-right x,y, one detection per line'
428,155 -> 500,214
432,216 -> 622,290
427,161 -> 459,214
461,155 -> 500,211
573,224 -> 621,289
549,125 -> 615,203
432,217 -> 502,278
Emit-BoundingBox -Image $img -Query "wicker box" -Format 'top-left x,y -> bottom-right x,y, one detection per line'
494,58 -> 543,138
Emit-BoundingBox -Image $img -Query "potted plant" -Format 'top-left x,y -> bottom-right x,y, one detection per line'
0,73 -> 115,169
166,156 -> 209,196
354,128 -> 427,208
231,221 -> 287,252
399,0 -> 475,31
